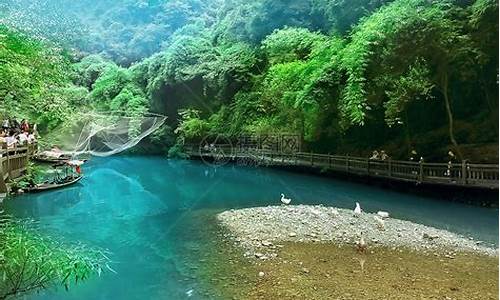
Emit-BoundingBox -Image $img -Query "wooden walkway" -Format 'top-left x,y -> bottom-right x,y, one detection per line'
186,145 -> 499,189
0,144 -> 37,194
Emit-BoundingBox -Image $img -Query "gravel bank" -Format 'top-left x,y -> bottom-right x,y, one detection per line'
217,205 -> 498,258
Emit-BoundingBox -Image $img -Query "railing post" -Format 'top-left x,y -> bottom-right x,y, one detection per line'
367,158 -> 370,174
310,151 -> 313,167
6,147 -> 10,179
0,157 -> 6,194
328,153 -> 331,169
346,154 -> 350,172
388,159 -> 392,177
419,159 -> 424,183
461,160 -> 468,185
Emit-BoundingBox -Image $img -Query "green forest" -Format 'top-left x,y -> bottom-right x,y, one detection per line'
1,0 -> 498,162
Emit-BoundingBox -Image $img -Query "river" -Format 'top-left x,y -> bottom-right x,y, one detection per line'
3,156 -> 498,299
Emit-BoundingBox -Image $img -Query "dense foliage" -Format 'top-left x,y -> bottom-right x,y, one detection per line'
0,25 -> 73,131
1,0 -> 498,161
0,217 -> 110,299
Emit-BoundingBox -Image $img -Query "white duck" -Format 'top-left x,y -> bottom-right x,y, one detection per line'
374,215 -> 385,230
353,202 -> 362,217
331,208 -> 340,217
377,211 -> 390,219
356,232 -> 367,253
280,193 -> 291,205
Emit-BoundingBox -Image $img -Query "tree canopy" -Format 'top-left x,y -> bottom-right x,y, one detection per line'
1,0 -> 498,161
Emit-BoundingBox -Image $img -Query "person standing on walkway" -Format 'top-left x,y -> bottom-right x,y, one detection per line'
445,150 -> 457,180
409,149 -> 418,161
2,119 -> 9,131
20,119 -> 29,133
380,150 -> 390,161
10,117 -> 20,133
369,150 -> 380,160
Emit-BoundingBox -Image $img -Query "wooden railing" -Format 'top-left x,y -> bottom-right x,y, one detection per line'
0,143 -> 37,194
185,145 -> 499,189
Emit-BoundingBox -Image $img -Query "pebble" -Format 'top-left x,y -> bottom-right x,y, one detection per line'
262,240 -> 272,246
258,271 -> 265,277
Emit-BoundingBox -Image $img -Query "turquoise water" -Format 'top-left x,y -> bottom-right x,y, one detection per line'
3,156 -> 498,299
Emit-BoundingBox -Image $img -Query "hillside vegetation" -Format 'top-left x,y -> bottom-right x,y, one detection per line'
1,0 -> 498,162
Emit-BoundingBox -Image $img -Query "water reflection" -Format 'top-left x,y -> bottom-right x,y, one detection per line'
84,167 -> 168,219
5,186 -> 83,218
358,257 -> 366,273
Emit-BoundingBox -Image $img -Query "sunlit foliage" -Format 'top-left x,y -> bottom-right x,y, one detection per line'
1,0 -> 498,160
0,217 -> 111,299
0,25 -> 75,130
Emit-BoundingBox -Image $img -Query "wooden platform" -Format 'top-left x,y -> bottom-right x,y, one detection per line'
186,145 -> 498,190
0,144 -> 37,193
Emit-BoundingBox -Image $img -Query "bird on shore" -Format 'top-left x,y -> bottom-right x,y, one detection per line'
353,202 -> 362,217
377,211 -> 390,219
280,193 -> 291,205
356,232 -> 367,253
331,208 -> 339,217
374,215 -> 385,230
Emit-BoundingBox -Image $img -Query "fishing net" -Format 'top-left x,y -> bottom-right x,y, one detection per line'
42,111 -> 166,158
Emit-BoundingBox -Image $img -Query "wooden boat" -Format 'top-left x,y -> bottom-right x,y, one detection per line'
33,154 -> 72,163
26,175 -> 83,193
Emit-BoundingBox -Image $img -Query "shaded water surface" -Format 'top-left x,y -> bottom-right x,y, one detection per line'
3,156 -> 498,299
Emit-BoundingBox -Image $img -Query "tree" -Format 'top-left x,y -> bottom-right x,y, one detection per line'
0,26 -> 73,130
89,66 -> 131,105
72,55 -> 117,89
468,0 -> 499,126
340,0 -> 483,159
339,0 -> 430,129
312,0 -> 394,34
174,108 -> 210,141
261,27 -> 327,65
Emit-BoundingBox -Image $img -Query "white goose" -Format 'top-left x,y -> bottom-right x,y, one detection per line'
280,193 -> 291,205
331,208 -> 340,217
377,211 -> 390,219
374,215 -> 385,230
353,202 -> 362,217
356,232 -> 367,253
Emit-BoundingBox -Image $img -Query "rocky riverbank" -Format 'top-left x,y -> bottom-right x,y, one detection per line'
183,208 -> 499,299
217,205 -> 498,259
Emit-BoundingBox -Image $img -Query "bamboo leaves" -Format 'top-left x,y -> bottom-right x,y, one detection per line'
0,218 -> 111,299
